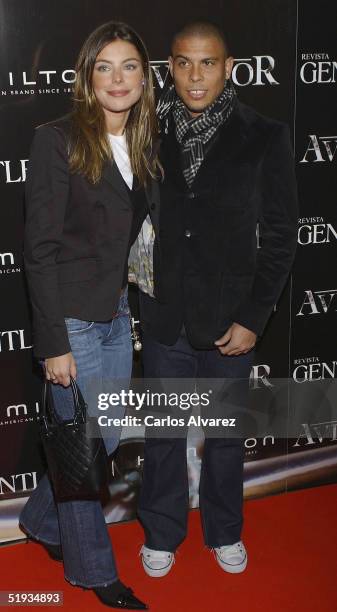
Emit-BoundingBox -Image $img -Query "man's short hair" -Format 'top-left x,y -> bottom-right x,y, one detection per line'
171,20 -> 229,58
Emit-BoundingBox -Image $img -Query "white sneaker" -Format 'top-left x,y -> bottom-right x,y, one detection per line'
213,541 -> 248,573
140,545 -> 175,577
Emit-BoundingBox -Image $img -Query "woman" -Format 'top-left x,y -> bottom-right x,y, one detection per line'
19,21 -> 160,610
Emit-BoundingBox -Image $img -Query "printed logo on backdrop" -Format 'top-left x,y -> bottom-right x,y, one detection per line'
0,159 -> 28,183
300,135 -> 337,163
298,218 -> 337,245
0,472 -> 37,495
232,56 -> 279,86
1,69 -> 76,97
0,329 -> 32,351
300,53 -> 337,83
0,400 -> 40,427
290,352 -> 337,448
249,364 -> 273,389
243,435 -> 275,457
144,56 -> 280,87
248,365 -> 275,457
296,289 -> 337,316
1,55 -> 279,98
0,252 -> 21,275
292,357 -> 337,383
151,56 -> 280,88
292,420 -> 337,447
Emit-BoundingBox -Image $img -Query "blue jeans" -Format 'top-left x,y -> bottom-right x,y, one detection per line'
138,326 -> 253,551
20,290 -> 132,587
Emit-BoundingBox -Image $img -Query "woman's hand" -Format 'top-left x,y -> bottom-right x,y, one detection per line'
45,353 -> 77,387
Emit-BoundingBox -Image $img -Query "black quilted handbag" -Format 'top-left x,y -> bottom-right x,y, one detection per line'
40,377 -> 108,500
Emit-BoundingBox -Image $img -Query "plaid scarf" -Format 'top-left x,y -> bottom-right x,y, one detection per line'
157,79 -> 237,186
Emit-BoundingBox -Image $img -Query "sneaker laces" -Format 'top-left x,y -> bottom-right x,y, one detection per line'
147,550 -> 171,560
140,547 -> 175,564
214,541 -> 245,560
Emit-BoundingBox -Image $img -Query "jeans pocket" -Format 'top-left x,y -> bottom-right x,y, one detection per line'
65,318 -> 95,334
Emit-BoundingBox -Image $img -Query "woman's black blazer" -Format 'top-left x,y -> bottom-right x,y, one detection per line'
24,117 -> 160,359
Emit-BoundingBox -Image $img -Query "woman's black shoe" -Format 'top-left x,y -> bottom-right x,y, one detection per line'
93,581 -> 148,609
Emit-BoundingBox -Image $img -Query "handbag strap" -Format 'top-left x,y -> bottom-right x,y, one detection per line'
41,376 -> 87,432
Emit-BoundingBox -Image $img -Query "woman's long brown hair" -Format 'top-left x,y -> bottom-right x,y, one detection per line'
69,21 -> 160,186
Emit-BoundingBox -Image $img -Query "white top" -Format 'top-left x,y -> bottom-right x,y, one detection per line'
108,133 -> 133,190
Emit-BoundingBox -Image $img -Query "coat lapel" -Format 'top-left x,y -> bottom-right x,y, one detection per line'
102,160 -> 133,208
191,102 -> 249,188
159,101 -> 249,192
160,125 -> 186,191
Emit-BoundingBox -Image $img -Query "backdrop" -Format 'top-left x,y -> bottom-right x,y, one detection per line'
0,0 -> 336,543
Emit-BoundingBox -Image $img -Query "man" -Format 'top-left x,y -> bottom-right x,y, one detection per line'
132,20 -> 298,576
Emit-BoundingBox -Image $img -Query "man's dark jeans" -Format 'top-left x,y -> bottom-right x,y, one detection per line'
138,326 -> 253,551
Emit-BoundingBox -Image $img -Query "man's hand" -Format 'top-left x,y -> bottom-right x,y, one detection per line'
214,323 -> 257,356
45,353 -> 77,387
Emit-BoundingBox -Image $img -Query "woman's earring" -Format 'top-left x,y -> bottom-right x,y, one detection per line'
141,79 -> 145,86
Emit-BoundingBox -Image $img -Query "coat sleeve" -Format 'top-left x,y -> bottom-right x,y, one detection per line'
231,123 -> 298,336
24,125 -> 72,358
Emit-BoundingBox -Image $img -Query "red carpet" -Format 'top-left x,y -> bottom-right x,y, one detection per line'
1,485 -> 337,611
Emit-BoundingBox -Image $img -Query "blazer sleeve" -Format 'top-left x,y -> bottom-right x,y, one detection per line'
232,123 -> 298,336
24,125 -> 72,359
